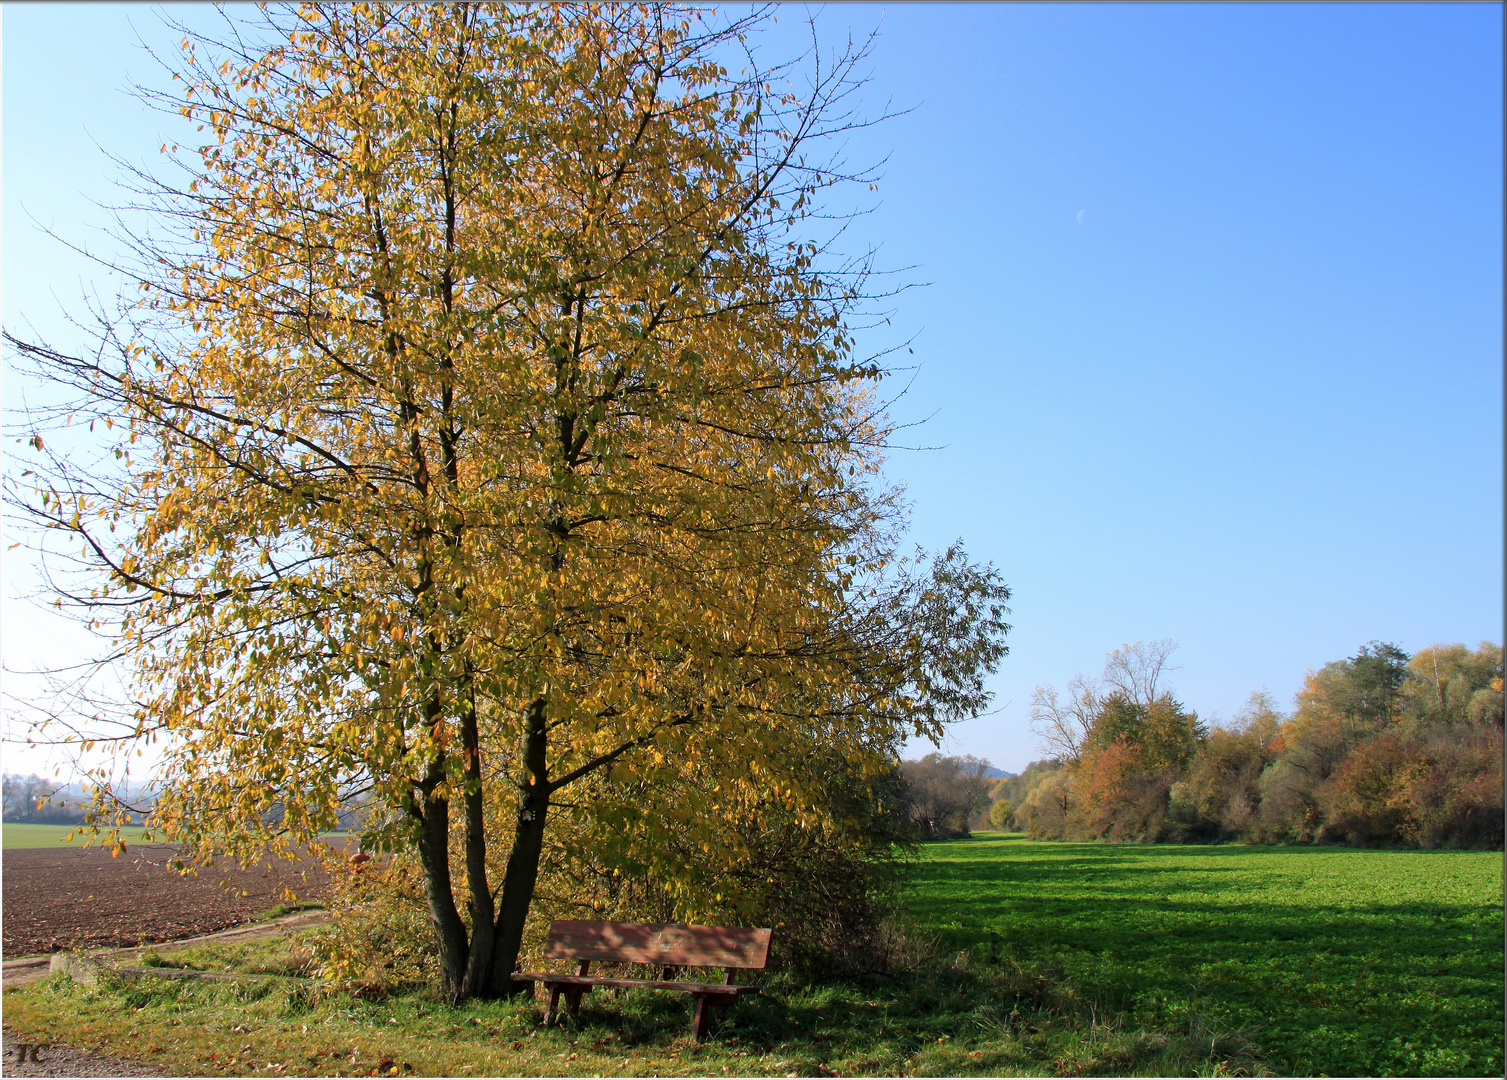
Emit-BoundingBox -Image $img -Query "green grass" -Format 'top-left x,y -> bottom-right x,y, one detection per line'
910,833 -> 1504,1077
259,901 -> 327,922
3,823 -> 158,848
3,834 -> 1500,1076
0,948 -> 1262,1077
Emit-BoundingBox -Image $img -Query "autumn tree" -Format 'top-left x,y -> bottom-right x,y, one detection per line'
1064,692 -> 1198,839
1100,639 -> 1179,710
1018,767 -> 1076,839
1400,642 -> 1504,730
1028,639 -> 1179,764
1313,642 -> 1502,847
1291,642 -> 1411,738
988,796 -> 1014,831
1169,690 -> 1283,839
1027,677 -> 1097,764
6,4 -> 1012,1001
1025,641 -> 1200,840
990,757 -> 1060,811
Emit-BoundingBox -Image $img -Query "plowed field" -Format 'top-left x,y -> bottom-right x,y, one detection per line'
1,844 -> 335,957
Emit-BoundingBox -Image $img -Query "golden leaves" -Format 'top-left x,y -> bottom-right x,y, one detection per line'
18,4 -> 1015,928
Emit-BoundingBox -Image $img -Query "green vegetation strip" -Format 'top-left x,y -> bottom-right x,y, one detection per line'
910,834 -> 1504,1077
4,836 -> 1500,1076
2,824 -> 353,849
3,824 -> 157,849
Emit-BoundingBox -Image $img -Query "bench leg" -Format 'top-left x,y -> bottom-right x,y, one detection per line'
545,985 -> 561,1026
565,987 -> 584,1015
691,993 -> 713,1042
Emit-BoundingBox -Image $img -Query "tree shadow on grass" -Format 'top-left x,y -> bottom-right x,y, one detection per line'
904,843 -> 1503,1077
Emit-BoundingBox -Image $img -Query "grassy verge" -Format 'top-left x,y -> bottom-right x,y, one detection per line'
910,833 -> 1504,1077
259,901 -> 327,922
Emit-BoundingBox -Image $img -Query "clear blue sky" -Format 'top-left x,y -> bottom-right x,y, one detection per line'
3,4 -> 1502,777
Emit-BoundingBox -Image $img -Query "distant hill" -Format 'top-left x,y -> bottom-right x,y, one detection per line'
982,765 -> 1015,779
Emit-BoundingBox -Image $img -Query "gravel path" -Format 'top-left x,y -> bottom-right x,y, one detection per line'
1,1027 -> 163,1077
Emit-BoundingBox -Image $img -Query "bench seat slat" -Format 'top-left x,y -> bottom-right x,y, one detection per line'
542,920 -> 771,969
514,972 -> 759,996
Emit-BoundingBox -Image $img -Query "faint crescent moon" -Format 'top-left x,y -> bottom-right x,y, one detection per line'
1076,209 -> 1086,223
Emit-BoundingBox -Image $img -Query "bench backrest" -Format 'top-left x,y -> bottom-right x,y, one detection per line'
544,920 -> 771,970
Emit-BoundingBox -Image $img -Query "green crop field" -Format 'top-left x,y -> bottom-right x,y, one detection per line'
2,823 -> 157,849
2,824 -> 354,849
910,834 -> 1505,1077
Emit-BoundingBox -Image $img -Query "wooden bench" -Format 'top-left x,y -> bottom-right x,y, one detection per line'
514,920 -> 771,1041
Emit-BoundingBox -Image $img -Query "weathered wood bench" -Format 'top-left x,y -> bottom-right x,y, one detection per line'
514,920 -> 771,1041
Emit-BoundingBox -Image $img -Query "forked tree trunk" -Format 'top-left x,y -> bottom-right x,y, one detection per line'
415,696 -> 595,1000
485,782 -> 550,995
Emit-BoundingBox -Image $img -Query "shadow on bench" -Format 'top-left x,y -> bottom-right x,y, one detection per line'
514,920 -> 772,1042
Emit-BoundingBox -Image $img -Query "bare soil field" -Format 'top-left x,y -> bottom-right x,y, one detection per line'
2,844 -> 336,957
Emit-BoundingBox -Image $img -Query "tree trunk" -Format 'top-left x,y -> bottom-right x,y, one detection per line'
415,753 -> 472,1003
459,678 -> 496,998
486,697 -> 551,996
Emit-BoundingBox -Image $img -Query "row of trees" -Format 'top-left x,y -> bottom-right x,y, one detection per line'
984,759 -> 1059,831
1014,640 -> 1502,848
0,775 -> 161,825
6,4 -> 1012,999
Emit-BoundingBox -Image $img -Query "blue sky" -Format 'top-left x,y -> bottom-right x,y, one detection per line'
3,4 -> 1502,777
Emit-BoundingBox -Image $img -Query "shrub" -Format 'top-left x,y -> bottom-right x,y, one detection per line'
312,849 -> 445,995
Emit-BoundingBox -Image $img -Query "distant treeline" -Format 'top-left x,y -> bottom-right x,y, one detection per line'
896,753 -> 995,839
1,774 -> 92,824
1,774 -> 368,830
995,640 -> 1502,849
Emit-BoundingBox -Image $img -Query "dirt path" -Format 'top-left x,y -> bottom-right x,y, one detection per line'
2,843 -> 345,1075
1,909 -> 329,991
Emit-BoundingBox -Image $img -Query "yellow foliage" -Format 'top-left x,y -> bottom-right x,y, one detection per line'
17,3 -> 1010,1000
